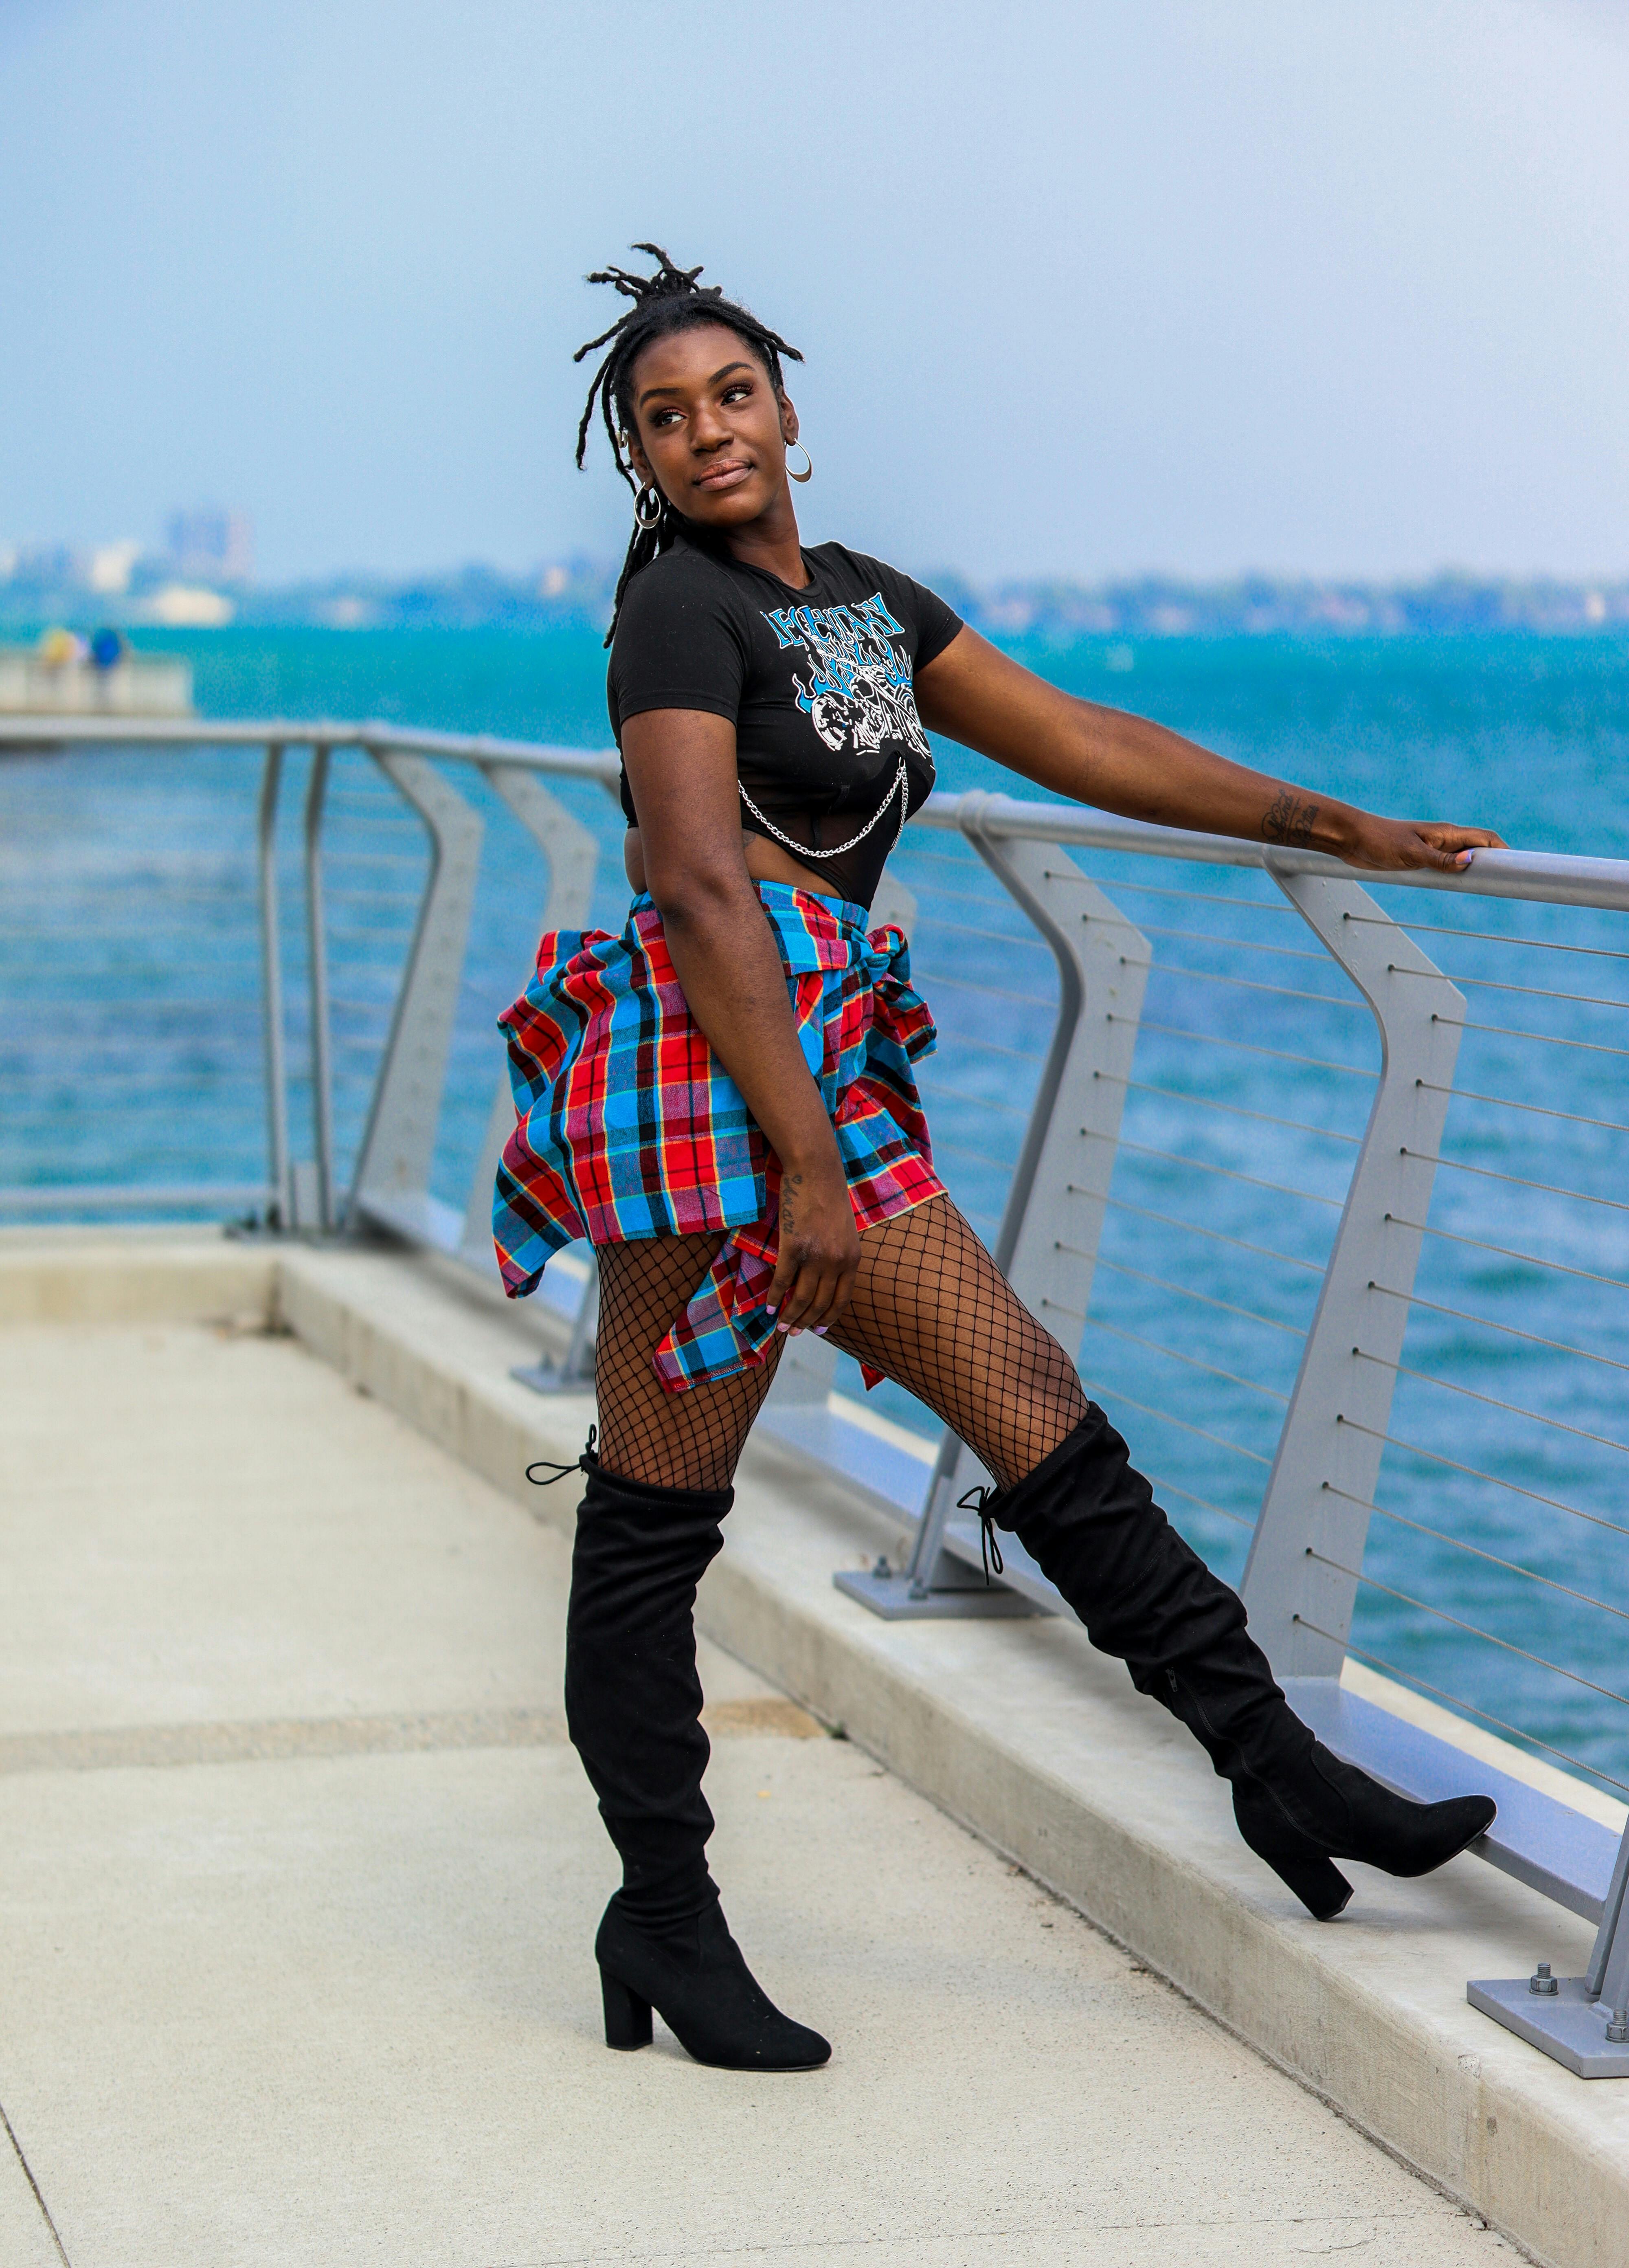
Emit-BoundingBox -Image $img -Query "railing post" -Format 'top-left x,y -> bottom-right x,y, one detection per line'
837,816 -> 1151,1617
255,742 -> 291,1229
346,747 -> 484,1248
1468,1811 -> 1629,2075
302,743 -> 337,1232
1240,864 -> 1464,1674
457,762 -> 599,1281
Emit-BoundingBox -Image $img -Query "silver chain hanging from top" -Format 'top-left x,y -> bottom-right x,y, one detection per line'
735,756 -> 909,863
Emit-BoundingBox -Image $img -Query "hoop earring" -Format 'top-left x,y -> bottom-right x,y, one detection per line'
786,441 -> 813,484
634,484 -> 664,530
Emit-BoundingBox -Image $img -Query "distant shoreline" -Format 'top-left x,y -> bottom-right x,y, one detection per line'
2,561 -> 1627,641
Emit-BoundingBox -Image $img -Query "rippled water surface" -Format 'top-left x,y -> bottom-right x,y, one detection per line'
4,624 -> 1629,1793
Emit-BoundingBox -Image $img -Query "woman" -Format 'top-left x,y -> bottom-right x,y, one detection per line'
496,247 -> 1502,2073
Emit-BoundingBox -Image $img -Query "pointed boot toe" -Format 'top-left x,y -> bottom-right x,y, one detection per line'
1293,1744 -> 1497,1878
595,1899 -> 831,2072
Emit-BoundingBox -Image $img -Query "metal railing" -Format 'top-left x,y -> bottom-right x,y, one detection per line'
4,712 -> 1629,2077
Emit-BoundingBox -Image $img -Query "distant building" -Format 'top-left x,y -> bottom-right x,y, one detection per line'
165,509 -> 253,584
88,541 -> 143,595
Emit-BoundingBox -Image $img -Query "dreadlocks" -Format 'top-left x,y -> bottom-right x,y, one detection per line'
574,244 -> 804,645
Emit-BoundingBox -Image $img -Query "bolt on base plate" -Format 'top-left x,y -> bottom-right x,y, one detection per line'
1467,1974 -> 1629,2078
833,1562 -> 1043,1620
509,1359 -> 593,1396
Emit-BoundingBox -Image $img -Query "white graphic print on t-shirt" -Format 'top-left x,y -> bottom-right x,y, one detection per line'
761,594 -> 931,760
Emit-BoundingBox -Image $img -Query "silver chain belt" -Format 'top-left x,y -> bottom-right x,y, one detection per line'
736,756 -> 909,863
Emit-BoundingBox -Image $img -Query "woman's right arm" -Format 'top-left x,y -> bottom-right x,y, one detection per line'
620,708 -> 861,1335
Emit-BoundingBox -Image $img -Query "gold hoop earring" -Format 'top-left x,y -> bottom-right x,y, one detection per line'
634,484 -> 664,529
786,441 -> 813,484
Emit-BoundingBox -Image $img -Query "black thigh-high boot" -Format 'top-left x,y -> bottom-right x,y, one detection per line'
984,1410 -> 1495,1919
563,1455 -> 830,2069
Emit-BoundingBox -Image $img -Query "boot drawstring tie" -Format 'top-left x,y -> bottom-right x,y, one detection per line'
957,1482 -> 1005,1584
527,1425 -> 599,1487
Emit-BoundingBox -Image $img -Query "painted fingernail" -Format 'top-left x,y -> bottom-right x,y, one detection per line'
814,1326 -> 829,1336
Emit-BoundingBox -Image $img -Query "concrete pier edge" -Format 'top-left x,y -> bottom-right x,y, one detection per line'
7,1229 -> 1625,2268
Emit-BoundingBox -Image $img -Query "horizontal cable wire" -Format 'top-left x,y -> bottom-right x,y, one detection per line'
1101,1072 -> 1360,1145
1353,1345 -> 1629,1459
1386,963 -> 1629,1014
1083,1251 -> 1307,1336
1147,1472 -> 1256,1530
323,850 -> 425,871
931,1134 -> 1019,1176
1454,1015 -> 1629,1062
1419,1079 -> 1629,1141
913,1075 -> 1033,1122
1117,1015 -> 1374,1078
1052,873 -> 1292,914
1083,1387 -> 1272,1465
1346,911 -> 1629,964
1305,1549 -> 1629,1714
1120,921 -> 1330,965
1293,1623 -> 1629,1801
1335,1413 -> 1629,1536
1368,1279 -> 1629,1377
1080,1313 -> 1289,1402
1102,1193 -> 1326,1274
940,1032 -> 1047,1066
910,914 -> 1049,952
1325,1483 -> 1629,1623
916,968 -> 1055,1011
1145,961 -> 1363,1012
1402,1145 -> 1629,1217
903,884 -> 1017,919
1388,1212 -> 1629,1296
1091,1138 -> 1343,1208
899,846 -> 995,877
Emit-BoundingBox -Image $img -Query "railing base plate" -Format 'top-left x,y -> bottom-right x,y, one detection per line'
833,1566 -> 1043,1620
1467,1975 -> 1629,2078
509,1359 -> 593,1397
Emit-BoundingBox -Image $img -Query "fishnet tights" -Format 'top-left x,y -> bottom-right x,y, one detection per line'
593,1194 -> 1088,1494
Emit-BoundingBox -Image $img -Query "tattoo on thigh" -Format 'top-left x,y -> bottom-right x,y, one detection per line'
1262,790 -> 1319,849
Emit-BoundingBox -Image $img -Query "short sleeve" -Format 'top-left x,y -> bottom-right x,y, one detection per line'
907,576 -> 964,672
607,555 -> 749,741
848,553 -> 964,675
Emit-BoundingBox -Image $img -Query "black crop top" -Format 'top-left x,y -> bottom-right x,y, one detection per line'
607,523 -> 964,909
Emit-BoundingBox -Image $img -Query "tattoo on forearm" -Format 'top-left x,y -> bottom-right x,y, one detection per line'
1262,790 -> 1319,849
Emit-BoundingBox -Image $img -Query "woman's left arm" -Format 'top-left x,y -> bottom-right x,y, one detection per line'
915,627 -> 1504,872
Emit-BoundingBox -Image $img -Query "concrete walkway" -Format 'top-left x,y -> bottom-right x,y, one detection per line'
0,1298 -> 1520,2266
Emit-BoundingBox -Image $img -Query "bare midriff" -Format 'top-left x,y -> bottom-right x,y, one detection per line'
622,826 -> 846,901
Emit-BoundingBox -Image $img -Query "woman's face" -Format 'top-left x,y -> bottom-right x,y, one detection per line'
625,320 -> 797,531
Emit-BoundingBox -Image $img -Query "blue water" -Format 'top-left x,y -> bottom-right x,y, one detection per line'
5,622 -> 1629,1798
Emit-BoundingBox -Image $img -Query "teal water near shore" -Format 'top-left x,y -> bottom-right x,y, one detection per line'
6,623 -> 1629,1797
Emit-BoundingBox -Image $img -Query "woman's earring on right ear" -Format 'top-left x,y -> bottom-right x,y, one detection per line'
786,442 -> 813,484
634,484 -> 664,529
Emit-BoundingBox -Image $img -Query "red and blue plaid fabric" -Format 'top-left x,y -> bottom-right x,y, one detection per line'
493,881 -> 943,1389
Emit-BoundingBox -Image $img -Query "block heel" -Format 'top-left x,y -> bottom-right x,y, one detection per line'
600,1965 -> 653,2050
594,1898 -> 830,2070
1233,1782 -> 1354,1921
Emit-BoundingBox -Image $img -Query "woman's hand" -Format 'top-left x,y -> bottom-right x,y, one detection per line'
768,1152 -> 862,1336
1325,813 -> 1506,873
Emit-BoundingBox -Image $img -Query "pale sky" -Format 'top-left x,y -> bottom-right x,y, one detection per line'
3,0 -> 1627,584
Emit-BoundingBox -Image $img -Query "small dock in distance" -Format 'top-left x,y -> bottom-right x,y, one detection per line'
0,644 -> 192,718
